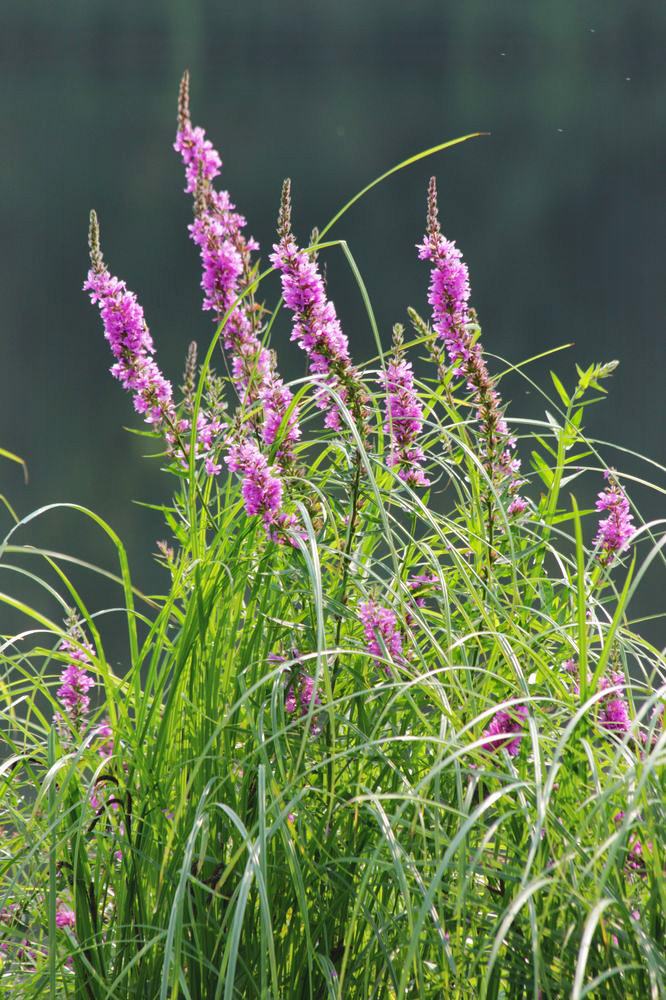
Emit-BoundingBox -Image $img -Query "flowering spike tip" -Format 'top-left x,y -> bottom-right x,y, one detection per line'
427,176 -> 441,241
278,178 -> 292,241
181,340 -> 198,409
178,69 -> 191,132
88,210 -> 104,274
309,225 -> 320,263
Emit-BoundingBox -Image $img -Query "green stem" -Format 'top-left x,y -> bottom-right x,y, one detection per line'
331,451 -> 363,693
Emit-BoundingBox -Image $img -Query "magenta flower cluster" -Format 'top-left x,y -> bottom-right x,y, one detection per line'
226,438 -> 297,541
173,120 -> 222,196
382,357 -> 430,487
639,703 -> 664,752
271,229 -> 355,432
56,636 -> 95,731
93,720 -> 114,759
55,632 -> 120,788
358,599 -> 404,668
403,572 -> 440,625
188,203 -> 300,457
55,907 -> 76,930
417,235 -> 470,378
593,471 -> 635,564
562,657 -> 582,693
83,267 -> 174,428
599,671 -> 631,736
613,814 -> 651,879
562,658 -> 631,737
0,911 -> 43,970
188,195 -> 257,329
481,705 -> 528,757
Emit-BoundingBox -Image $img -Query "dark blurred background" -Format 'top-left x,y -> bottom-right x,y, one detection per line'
2,0 -> 664,656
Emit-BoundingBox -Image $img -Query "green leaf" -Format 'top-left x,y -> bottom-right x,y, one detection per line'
0,446 -> 28,483
531,450 -> 554,488
550,371 -> 570,407
533,435 -> 557,459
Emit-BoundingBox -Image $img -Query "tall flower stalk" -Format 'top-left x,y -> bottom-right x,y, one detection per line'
382,324 -> 429,487
271,179 -> 368,434
174,71 -> 300,463
418,177 -> 526,519
84,213 -> 223,476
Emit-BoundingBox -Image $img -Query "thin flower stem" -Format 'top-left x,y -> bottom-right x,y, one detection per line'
332,452 -> 363,694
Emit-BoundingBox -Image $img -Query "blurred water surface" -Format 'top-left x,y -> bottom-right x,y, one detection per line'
2,0 -> 664,655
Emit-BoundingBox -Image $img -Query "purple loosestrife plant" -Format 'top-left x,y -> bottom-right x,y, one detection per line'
408,573 -> 440,593
562,654 -> 632,737
173,82 -> 222,196
23,77 -> 660,996
271,179 -> 368,434
93,721 -> 114,759
418,177 -> 526,517
593,470 -> 635,565
382,324 -> 430,487
417,188 -> 471,377
639,703 -> 664,752
187,180 -> 268,397
84,213 -> 223,476
175,72 -> 301,463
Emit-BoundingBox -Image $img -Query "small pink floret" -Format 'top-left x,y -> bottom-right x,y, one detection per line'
56,907 -> 76,929
481,705 -> 528,757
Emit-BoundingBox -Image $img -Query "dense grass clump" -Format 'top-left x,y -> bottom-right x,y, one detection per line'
1,75 -> 664,999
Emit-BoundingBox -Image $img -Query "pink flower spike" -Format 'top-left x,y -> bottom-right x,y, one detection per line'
277,648 -> 322,734
84,212 -> 222,477
174,121 -> 222,194
382,357 -> 430,487
593,471 -> 635,565
419,177 -> 526,514
225,437 -> 299,542
270,179 -> 366,434
175,76 -> 300,462
55,635 -> 95,733
271,233 -> 353,431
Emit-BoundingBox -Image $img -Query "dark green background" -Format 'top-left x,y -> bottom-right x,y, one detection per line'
2,1 -> 664,652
